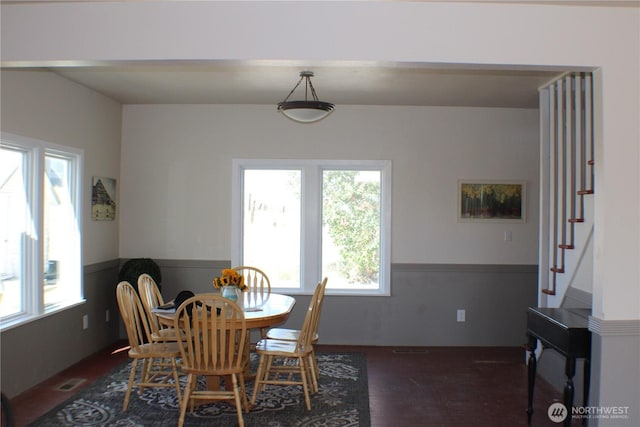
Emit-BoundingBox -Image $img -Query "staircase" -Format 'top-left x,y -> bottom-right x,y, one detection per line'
538,72 -> 595,306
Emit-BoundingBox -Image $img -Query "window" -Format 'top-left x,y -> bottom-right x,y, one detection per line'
1,132 -> 83,330
232,159 -> 391,295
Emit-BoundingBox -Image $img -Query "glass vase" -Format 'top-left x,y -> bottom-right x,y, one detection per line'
221,286 -> 239,302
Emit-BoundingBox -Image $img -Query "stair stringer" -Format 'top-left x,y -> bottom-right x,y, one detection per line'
545,194 -> 594,308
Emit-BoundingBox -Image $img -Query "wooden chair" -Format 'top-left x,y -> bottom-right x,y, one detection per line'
116,281 -> 182,412
138,273 -> 183,342
250,279 -> 325,411
231,265 -> 270,295
174,294 -> 249,427
266,277 -> 328,384
231,266 -> 271,337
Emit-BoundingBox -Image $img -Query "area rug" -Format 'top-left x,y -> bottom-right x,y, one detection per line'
29,352 -> 370,427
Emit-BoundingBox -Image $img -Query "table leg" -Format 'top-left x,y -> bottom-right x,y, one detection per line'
206,375 -> 223,390
243,335 -> 255,379
563,356 -> 577,427
527,337 -> 537,425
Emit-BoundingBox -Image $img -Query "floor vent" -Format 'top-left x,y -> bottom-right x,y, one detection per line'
55,378 -> 86,392
392,349 -> 428,354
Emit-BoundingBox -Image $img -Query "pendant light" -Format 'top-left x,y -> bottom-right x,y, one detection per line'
277,71 -> 335,123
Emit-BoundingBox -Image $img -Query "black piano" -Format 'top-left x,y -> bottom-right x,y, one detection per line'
526,307 -> 591,426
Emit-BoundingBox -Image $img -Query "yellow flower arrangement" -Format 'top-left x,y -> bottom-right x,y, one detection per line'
213,269 -> 247,291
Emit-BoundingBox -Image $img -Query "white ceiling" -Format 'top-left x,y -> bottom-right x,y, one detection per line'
46,62 -> 565,109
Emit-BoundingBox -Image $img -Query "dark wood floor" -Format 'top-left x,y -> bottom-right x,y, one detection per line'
7,341 -> 565,426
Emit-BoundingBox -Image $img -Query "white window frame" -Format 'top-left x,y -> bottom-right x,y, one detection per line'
232,158 -> 391,296
1,132 -> 84,331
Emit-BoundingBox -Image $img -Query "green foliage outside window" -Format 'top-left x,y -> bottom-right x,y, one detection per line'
322,171 -> 381,284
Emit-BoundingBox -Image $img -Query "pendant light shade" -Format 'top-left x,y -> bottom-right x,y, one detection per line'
278,71 -> 335,123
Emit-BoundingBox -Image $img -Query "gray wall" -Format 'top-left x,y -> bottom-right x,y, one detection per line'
157,260 -> 538,347
0,261 -> 121,397
0,258 -> 537,398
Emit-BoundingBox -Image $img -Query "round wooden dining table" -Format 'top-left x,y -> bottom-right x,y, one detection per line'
154,292 -> 296,332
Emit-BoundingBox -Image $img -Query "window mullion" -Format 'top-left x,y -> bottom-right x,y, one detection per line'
71,152 -> 84,300
35,146 -> 46,314
380,161 -> 392,296
22,145 -> 45,315
230,161 -> 243,265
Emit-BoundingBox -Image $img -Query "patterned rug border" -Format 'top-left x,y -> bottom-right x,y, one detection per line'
29,352 -> 371,427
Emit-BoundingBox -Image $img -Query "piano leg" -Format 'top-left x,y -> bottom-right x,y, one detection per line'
583,358 -> 590,425
526,338 -> 537,425
564,356 -> 576,427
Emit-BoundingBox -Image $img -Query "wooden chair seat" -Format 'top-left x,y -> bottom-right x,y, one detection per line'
255,337 -> 309,354
128,341 -> 181,358
265,328 -> 318,342
151,327 -> 185,342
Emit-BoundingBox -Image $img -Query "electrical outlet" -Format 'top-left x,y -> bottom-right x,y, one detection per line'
504,230 -> 512,241
82,314 -> 89,330
457,309 -> 466,322
105,309 -> 110,323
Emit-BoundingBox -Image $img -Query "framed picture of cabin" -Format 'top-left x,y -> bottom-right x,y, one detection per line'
458,180 -> 525,223
91,176 -> 116,221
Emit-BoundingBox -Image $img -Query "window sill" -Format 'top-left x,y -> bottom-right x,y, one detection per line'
0,298 -> 87,332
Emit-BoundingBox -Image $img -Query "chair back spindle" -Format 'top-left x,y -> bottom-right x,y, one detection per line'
138,274 -> 164,335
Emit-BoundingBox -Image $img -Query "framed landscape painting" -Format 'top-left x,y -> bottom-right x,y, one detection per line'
458,180 -> 525,223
